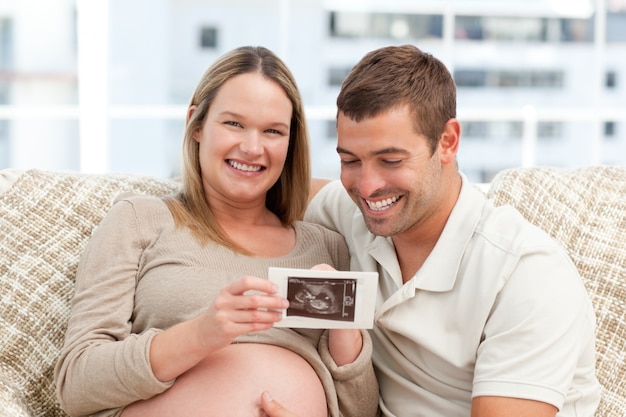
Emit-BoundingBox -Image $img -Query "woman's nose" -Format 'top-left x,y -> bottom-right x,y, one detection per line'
240,130 -> 263,155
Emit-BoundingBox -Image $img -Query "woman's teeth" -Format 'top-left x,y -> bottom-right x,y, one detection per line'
229,160 -> 262,172
366,196 -> 399,211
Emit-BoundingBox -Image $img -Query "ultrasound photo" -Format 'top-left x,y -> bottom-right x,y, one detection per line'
286,277 -> 357,322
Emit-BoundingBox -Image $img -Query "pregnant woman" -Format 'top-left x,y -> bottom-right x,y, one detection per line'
54,46 -> 378,417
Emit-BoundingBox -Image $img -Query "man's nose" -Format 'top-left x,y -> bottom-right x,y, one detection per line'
355,164 -> 386,197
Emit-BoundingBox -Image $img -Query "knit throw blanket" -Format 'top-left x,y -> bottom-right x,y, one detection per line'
0,170 -> 179,417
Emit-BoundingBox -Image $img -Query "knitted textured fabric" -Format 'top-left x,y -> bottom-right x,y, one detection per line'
0,375 -> 31,417
0,170 -> 179,417
488,166 -> 626,417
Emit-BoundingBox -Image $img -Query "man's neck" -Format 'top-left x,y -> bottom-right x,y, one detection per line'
392,173 -> 463,283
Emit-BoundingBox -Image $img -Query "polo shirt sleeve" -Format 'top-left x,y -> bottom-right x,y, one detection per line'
472,243 -> 597,410
305,179 -> 355,236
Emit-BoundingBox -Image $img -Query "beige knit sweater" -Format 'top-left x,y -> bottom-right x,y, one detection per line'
54,195 -> 379,417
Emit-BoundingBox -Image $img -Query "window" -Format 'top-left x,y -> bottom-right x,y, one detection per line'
455,69 -> 563,88
0,19 -> 11,168
538,122 -> 563,139
328,66 -> 351,86
462,121 -> 489,138
454,70 -> 487,87
604,121 -> 616,137
606,70 -> 617,88
462,121 -> 523,139
560,18 -> 593,42
329,11 -> 442,40
200,26 -> 218,49
456,16 -> 593,42
325,120 -> 337,139
0,19 -> 12,70
607,11 -> 626,42
0,81 -> 10,169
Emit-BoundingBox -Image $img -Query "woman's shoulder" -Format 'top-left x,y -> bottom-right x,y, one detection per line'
294,221 -> 350,271
294,220 -> 341,238
113,192 -> 169,209
108,192 -> 175,225
294,221 -> 348,249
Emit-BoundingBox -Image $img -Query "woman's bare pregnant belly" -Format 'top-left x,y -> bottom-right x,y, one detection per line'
121,343 -> 328,417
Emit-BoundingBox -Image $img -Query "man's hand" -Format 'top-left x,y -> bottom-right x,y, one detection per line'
261,392 -> 300,417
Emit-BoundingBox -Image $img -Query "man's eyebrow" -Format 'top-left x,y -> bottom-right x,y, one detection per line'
336,146 -> 354,155
336,146 -> 409,156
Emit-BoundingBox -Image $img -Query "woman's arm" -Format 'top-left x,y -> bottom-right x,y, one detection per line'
149,276 -> 288,381
54,200 -> 171,416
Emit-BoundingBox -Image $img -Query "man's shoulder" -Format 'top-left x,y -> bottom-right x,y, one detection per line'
477,200 -> 564,255
306,180 -> 355,219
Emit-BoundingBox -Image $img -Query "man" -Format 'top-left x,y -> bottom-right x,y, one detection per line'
305,45 -> 600,416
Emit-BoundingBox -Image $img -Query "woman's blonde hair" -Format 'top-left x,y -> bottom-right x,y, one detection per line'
165,46 -> 311,253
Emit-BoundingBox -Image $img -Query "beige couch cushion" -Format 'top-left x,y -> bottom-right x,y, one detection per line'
488,166 -> 626,417
0,168 -> 24,195
0,170 -> 179,416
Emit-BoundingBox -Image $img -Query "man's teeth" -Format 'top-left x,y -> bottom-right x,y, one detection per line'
229,160 -> 262,172
366,196 -> 399,211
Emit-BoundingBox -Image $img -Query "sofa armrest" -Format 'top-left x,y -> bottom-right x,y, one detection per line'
0,376 -> 33,417
0,169 -> 180,416
0,168 -> 24,195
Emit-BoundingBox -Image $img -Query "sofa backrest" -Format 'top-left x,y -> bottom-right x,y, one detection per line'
0,170 -> 179,416
488,166 -> 626,417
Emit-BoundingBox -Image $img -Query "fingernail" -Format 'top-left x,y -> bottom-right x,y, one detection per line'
263,391 -> 273,402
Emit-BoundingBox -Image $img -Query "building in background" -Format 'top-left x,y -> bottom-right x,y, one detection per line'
0,0 -> 625,182
0,0 -> 78,172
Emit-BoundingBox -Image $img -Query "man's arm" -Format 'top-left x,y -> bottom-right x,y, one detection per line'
472,396 -> 558,417
308,178 -> 332,205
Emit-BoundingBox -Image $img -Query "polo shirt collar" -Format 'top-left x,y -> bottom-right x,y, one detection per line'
368,174 -> 486,293
413,174 -> 485,292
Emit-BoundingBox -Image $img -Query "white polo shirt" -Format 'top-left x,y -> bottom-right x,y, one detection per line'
305,175 -> 600,417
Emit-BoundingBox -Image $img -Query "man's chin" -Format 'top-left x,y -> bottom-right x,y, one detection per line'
362,216 -> 395,237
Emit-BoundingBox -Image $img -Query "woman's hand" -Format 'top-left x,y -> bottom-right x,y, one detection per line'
261,392 -> 300,417
150,276 -> 288,382
196,276 -> 289,352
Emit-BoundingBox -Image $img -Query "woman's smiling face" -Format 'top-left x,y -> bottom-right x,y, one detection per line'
193,72 -> 293,209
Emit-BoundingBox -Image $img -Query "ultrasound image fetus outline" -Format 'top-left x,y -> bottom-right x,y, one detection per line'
293,283 -> 340,314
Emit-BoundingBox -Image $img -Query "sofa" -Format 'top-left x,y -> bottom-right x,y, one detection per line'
0,167 -> 624,416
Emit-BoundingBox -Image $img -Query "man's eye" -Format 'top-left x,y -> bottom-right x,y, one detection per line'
340,159 -> 358,166
383,159 -> 402,166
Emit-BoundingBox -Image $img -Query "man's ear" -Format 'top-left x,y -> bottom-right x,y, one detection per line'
438,118 -> 461,164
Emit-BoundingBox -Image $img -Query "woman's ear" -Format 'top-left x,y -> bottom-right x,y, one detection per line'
188,105 -> 201,142
438,118 -> 461,165
187,105 -> 197,123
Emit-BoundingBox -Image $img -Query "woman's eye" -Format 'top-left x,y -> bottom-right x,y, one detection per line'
265,128 -> 284,135
224,121 -> 241,127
